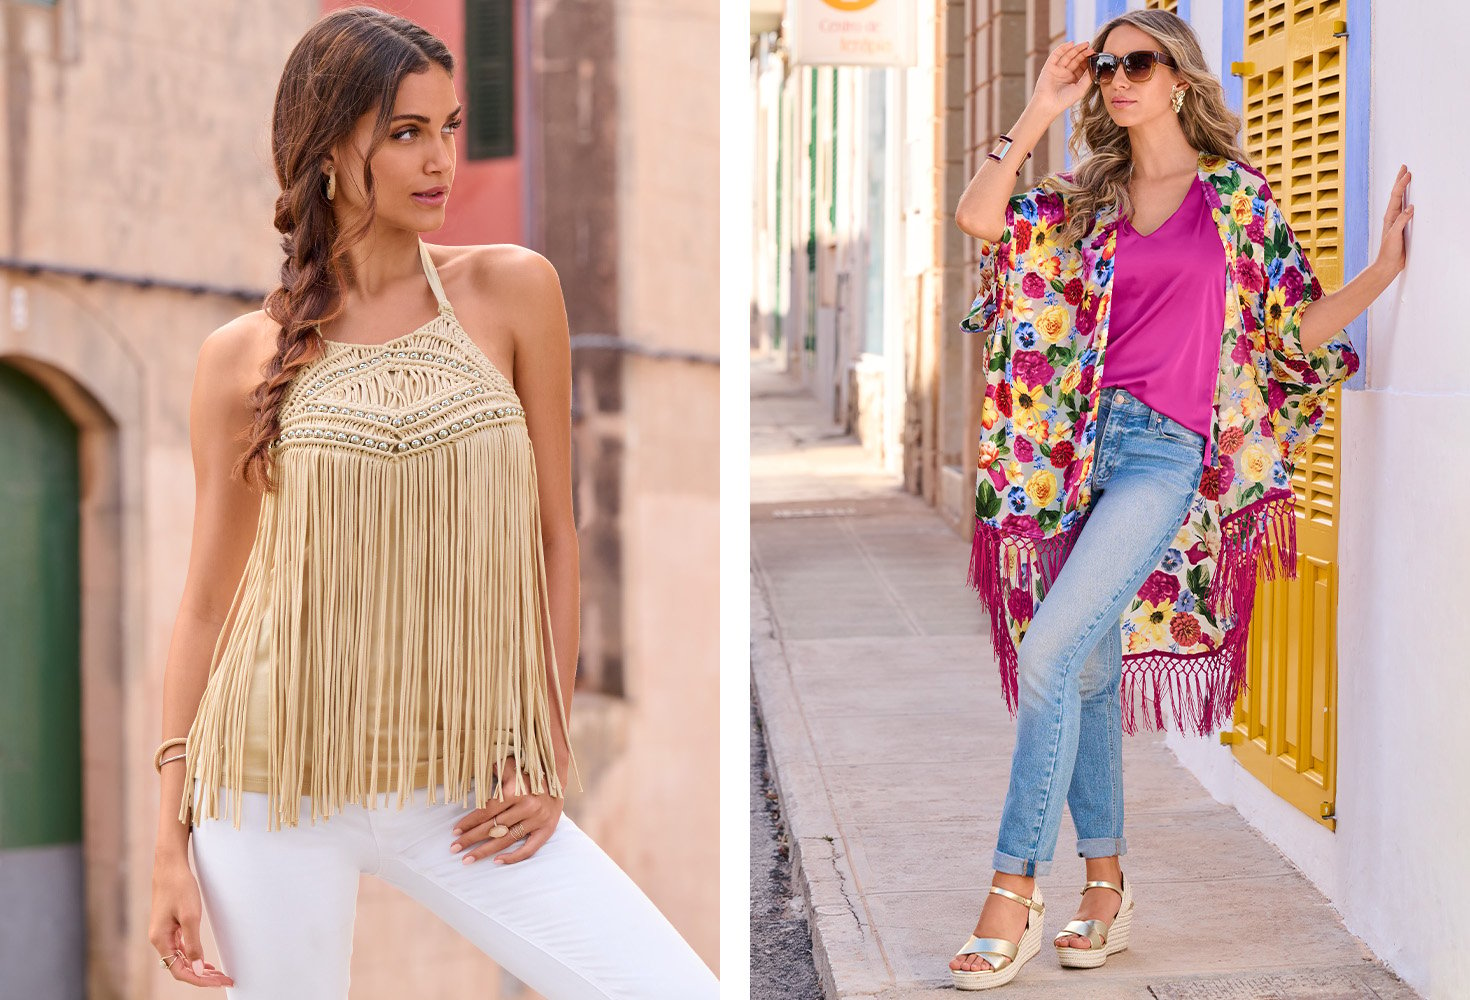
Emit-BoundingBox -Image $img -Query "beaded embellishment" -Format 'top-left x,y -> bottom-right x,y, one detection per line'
179,239 -> 579,831
271,316 -> 526,457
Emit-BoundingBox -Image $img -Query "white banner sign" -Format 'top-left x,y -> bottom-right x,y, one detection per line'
788,0 -> 917,68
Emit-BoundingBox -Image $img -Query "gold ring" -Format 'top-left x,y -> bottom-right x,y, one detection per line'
488,823 -> 509,838
160,951 -> 181,969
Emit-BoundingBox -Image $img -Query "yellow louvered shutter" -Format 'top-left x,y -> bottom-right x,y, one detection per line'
1145,0 -> 1180,13
1218,0 -> 1343,832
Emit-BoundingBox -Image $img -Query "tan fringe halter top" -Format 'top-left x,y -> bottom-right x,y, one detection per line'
178,237 -> 578,831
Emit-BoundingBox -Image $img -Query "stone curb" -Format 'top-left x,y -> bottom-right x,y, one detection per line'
750,569 -> 893,998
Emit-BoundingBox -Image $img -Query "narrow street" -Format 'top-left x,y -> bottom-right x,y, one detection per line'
749,354 -> 1418,999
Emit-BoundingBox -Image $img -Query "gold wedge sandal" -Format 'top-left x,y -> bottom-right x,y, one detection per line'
1052,870 -> 1133,969
950,882 -> 1045,991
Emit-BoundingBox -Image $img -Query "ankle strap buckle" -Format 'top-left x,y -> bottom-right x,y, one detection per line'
988,884 -> 1042,913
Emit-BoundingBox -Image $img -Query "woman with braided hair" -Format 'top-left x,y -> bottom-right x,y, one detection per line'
145,8 -> 717,997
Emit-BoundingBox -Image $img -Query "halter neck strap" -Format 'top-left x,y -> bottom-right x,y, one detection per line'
418,237 -> 454,315
313,241 -> 453,339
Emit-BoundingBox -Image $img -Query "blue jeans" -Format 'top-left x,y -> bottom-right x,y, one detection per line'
992,385 -> 1206,877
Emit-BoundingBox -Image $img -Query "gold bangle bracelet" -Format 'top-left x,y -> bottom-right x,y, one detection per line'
158,753 -> 187,770
154,737 -> 188,772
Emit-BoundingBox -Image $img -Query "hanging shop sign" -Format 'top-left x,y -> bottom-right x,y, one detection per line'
788,0 -> 917,68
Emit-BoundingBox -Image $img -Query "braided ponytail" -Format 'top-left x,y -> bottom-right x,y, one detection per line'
232,5 -> 455,493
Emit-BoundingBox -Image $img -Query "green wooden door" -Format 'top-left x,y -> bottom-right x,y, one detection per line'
0,362 -> 85,996
0,363 -> 82,847
0,358 -> 82,841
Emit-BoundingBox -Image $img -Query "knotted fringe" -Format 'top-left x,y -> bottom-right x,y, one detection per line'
1119,627 -> 1252,736
178,417 -> 581,832
966,513 -> 1092,715
1205,487 -> 1298,622
967,488 -> 1297,738
1120,488 -> 1295,737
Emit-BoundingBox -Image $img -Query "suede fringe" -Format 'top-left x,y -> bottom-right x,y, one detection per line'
178,330 -> 579,831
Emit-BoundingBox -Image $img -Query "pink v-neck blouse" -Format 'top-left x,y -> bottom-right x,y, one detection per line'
1100,174 -> 1226,441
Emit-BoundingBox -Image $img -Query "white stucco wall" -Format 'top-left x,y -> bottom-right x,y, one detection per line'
1164,3 -> 1470,996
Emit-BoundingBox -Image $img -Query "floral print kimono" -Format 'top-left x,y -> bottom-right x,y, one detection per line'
961,151 -> 1360,736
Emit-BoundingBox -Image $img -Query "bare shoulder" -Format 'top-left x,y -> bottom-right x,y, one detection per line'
420,241 -> 563,313
186,311 -> 280,467
469,243 -> 561,298
196,310 -> 280,399
452,243 -> 566,339
420,241 -> 558,287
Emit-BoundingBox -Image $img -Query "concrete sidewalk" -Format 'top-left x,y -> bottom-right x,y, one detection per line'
749,355 -> 1417,999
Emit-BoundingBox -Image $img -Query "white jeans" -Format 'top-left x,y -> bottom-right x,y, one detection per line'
188,778 -> 718,999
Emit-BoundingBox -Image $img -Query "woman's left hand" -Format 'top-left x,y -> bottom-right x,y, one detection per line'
449,755 -> 564,865
1374,163 -> 1413,277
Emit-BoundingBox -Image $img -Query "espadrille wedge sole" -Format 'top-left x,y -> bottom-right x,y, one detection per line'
950,882 -> 1045,991
1053,870 -> 1133,969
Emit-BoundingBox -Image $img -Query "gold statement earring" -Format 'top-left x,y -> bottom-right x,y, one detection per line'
324,167 -> 336,202
1171,86 -> 1185,113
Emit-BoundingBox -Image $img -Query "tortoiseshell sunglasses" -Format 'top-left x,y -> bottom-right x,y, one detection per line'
1087,49 -> 1178,84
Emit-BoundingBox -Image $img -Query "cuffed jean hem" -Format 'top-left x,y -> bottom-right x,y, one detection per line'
992,850 -> 1052,877
988,386 -> 1204,883
1076,836 -> 1128,859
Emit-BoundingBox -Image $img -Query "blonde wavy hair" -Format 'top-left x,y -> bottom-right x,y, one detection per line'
1041,9 -> 1253,248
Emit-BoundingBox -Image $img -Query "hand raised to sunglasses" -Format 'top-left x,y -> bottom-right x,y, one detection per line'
1031,41 -> 1098,118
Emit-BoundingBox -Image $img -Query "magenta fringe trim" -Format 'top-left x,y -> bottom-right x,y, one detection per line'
1204,488 -> 1299,622
966,514 -> 1091,716
967,487 -> 1301,737
1119,634 -> 1252,736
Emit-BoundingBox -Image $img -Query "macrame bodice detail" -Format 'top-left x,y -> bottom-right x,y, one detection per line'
179,238 -> 577,831
277,309 -> 524,458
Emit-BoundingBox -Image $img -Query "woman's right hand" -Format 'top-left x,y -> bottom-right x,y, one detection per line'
1031,41 -> 1097,117
149,853 -> 235,989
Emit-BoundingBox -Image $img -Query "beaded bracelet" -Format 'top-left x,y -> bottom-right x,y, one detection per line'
986,133 -> 1032,176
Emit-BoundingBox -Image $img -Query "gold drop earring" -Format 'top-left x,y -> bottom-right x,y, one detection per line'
324,166 -> 336,202
1171,86 -> 1185,113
